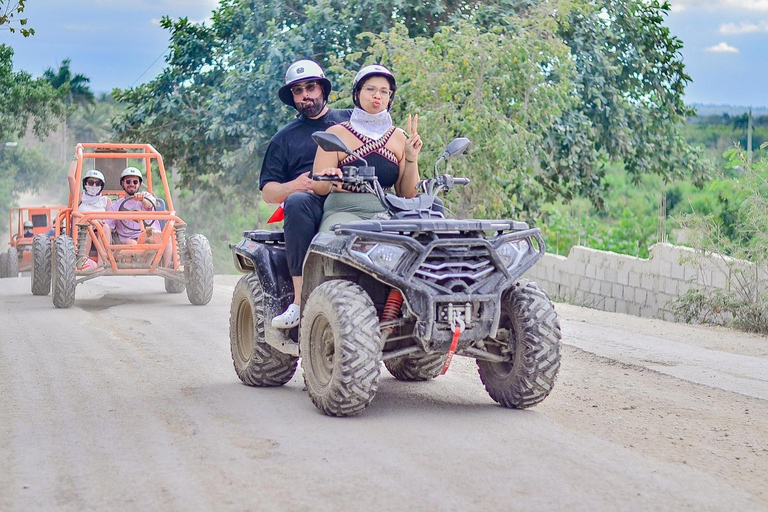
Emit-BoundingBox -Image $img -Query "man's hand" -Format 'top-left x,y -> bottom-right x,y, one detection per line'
291,172 -> 314,193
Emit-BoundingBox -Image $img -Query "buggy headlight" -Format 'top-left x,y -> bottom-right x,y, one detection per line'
351,241 -> 406,272
496,240 -> 529,269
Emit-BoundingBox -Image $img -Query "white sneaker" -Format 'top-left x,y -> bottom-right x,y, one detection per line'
271,304 -> 300,329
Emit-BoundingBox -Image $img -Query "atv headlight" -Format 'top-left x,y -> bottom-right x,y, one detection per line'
496,240 -> 529,269
351,241 -> 406,272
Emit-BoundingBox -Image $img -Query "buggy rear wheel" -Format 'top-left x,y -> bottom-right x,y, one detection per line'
164,277 -> 185,293
51,235 -> 76,309
6,247 -> 18,277
229,273 -> 298,386
31,234 -> 52,295
185,234 -> 214,305
477,280 -> 561,408
300,280 -> 382,417
384,352 -> 447,381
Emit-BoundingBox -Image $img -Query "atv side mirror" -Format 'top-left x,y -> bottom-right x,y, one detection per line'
312,131 -> 369,167
443,137 -> 471,159
312,131 -> 350,153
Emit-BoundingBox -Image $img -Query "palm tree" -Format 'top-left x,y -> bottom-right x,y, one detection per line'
43,58 -> 94,106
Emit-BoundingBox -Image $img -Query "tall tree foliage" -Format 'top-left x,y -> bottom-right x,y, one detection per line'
43,58 -> 95,106
0,0 -> 33,37
113,0 -> 706,217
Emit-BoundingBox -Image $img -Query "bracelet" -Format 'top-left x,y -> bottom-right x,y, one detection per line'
405,158 -> 416,163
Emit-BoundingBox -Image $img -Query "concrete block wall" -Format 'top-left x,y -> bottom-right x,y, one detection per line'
526,243 -> 758,321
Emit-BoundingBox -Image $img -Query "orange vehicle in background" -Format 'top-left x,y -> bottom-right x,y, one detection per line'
1,206 -> 64,279
36,142 -> 214,308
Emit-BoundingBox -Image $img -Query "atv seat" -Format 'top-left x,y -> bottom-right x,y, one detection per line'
155,197 -> 167,229
245,230 -> 285,243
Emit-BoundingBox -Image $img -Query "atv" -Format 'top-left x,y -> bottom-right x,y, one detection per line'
39,142 -> 214,308
230,133 -> 561,416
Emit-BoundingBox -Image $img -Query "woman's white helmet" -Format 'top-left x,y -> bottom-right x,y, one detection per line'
82,169 -> 105,187
352,64 -> 397,110
278,59 -> 333,108
120,167 -> 143,183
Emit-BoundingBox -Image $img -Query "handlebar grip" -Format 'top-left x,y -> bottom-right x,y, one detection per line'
312,175 -> 342,182
453,178 -> 470,185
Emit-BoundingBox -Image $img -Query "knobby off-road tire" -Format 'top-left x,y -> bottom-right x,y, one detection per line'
164,277 -> 185,293
229,273 -> 298,386
300,280 -> 383,417
185,234 -> 214,305
384,352 -> 447,381
6,247 -> 18,277
477,280 -> 561,409
31,234 -> 52,295
0,252 -> 8,278
51,235 -> 76,309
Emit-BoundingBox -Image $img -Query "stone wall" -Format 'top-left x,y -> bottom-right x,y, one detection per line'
526,243 -> 755,321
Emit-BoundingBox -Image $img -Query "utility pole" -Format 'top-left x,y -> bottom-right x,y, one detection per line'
747,108 -> 753,164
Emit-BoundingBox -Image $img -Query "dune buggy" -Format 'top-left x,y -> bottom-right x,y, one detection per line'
37,142 -> 214,308
1,206 -> 65,279
229,133 -> 562,417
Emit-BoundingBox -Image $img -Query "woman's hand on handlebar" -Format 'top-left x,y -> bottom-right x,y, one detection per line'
312,167 -> 343,181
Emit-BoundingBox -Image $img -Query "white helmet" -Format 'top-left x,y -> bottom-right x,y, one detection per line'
83,169 -> 105,187
24,220 -> 33,229
120,167 -> 143,183
352,64 -> 397,110
278,59 -> 332,108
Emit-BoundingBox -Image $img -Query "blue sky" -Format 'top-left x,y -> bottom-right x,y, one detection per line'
1,0 -> 767,108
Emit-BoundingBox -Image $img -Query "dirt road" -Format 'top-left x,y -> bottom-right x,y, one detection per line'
1,275 -> 767,511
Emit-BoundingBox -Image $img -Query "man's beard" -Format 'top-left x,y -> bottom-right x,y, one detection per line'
296,98 -> 326,118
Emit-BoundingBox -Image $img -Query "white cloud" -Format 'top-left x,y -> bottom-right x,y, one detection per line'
705,41 -> 740,52
719,21 -> 768,34
672,0 -> 768,11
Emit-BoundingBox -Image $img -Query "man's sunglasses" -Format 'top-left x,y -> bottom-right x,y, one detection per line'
291,82 -> 319,96
123,179 -> 141,185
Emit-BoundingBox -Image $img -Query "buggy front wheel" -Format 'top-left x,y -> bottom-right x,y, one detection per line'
51,235 -> 76,308
31,234 -> 52,295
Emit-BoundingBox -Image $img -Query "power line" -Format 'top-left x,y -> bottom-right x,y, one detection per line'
130,49 -> 169,88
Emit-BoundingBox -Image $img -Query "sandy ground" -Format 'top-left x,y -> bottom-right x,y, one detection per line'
1,276 -> 767,511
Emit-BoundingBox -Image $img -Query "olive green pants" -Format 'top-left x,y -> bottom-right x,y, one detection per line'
320,192 -> 385,232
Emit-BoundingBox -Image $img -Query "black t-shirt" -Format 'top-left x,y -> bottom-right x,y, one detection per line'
259,109 -> 353,190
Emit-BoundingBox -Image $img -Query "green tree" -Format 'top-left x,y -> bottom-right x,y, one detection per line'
0,0 -> 33,37
113,0 -> 705,216
43,58 -> 95,106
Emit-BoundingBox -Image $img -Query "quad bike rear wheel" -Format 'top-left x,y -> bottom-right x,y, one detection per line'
229,273 -> 298,386
384,352 -> 447,381
477,280 -> 561,408
300,280 -> 383,417
31,234 -> 52,295
51,235 -> 76,309
6,247 -> 18,277
0,252 -> 7,278
185,234 -> 214,305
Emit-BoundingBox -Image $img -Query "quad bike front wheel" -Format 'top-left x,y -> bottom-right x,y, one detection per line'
51,235 -> 77,309
31,234 -> 52,295
300,280 -> 383,417
477,280 -> 561,409
384,352 -> 447,381
6,247 -> 18,277
185,234 -> 214,305
229,273 -> 298,386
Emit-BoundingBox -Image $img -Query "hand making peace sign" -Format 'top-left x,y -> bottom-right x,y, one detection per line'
404,114 -> 422,163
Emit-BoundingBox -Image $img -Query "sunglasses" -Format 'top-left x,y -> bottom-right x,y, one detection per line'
291,81 -> 319,96
85,180 -> 102,186
123,179 -> 141,185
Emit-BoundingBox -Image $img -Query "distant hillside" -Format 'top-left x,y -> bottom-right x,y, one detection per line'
689,103 -> 768,117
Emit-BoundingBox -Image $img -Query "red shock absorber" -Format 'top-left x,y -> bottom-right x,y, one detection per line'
381,289 -> 404,330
